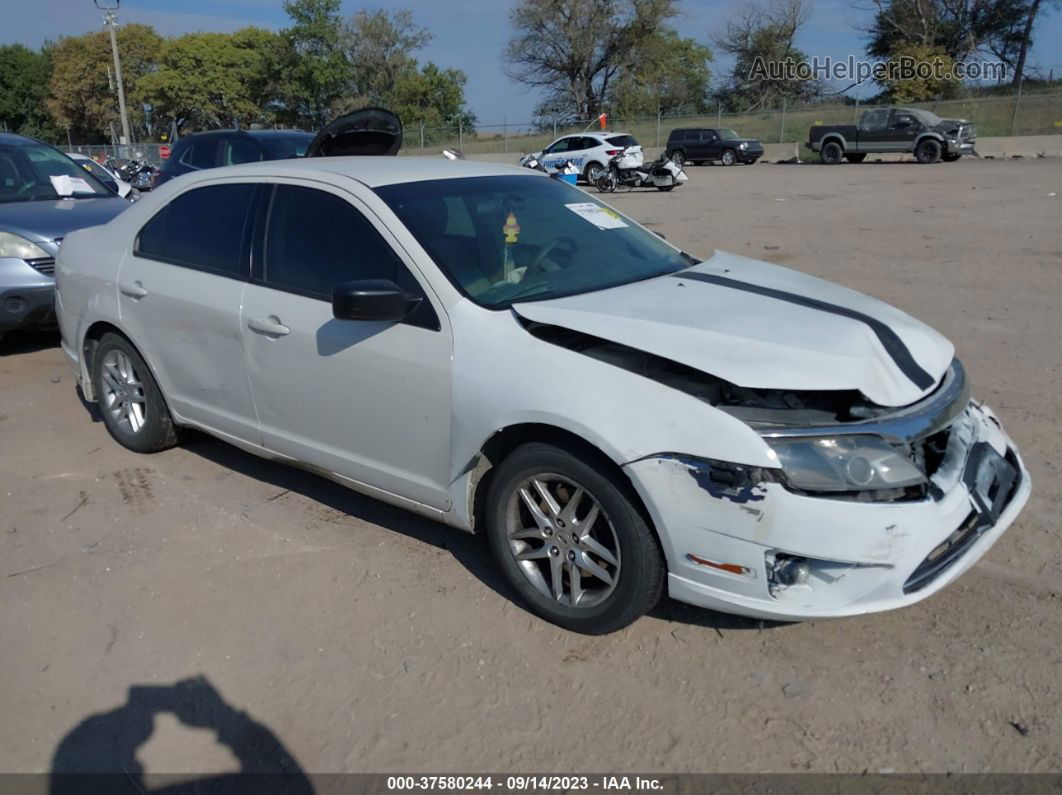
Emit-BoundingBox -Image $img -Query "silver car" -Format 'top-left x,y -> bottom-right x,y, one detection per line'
1,133 -> 128,340
55,157 -> 1030,634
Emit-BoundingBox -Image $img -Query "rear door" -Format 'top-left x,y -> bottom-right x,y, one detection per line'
117,181 -> 260,442
240,181 -> 453,509
855,108 -> 891,150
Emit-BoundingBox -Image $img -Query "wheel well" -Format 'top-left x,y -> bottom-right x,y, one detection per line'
80,322 -> 138,400
821,136 -> 844,150
583,160 -> 603,177
470,423 -> 656,539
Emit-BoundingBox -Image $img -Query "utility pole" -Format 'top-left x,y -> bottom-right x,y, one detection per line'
97,0 -> 131,148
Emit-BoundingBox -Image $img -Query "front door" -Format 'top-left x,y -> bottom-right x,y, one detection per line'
883,110 -> 921,151
240,182 -> 453,509
117,181 -> 260,442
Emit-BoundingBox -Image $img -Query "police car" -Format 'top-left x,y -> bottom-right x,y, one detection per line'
521,132 -> 643,183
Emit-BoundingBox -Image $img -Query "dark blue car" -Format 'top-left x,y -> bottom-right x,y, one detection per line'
0,133 -> 129,339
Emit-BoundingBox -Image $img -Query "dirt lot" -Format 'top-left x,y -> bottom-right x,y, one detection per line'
1,158 -> 1060,777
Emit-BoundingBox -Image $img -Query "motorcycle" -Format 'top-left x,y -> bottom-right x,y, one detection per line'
595,147 -> 688,193
105,157 -> 158,191
519,152 -> 546,172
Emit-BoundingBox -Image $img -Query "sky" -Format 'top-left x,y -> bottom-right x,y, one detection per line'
3,0 -> 1061,129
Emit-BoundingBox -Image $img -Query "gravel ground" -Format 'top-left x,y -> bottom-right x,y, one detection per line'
1,157 -> 1060,776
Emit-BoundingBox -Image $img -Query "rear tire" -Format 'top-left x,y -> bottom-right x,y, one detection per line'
820,141 -> 844,164
657,184 -> 674,191
584,162 -> 604,184
92,332 -> 180,454
844,153 -> 867,163
485,443 -> 665,634
915,138 -> 942,164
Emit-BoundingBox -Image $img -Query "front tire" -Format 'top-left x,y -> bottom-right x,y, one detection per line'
92,332 -> 180,453
820,141 -> 844,164
485,443 -> 665,634
915,138 -> 942,164
720,149 -> 736,166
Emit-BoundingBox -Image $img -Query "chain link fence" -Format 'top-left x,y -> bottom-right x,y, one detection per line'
60,91 -> 1062,163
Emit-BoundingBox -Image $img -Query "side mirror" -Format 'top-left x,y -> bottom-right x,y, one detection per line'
332,279 -> 420,322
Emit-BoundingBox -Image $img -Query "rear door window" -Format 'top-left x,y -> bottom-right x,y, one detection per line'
136,183 -> 257,277
859,109 -> 890,132
224,137 -> 263,165
179,139 -> 219,169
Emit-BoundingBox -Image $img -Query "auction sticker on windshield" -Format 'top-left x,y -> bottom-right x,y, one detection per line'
566,202 -> 628,229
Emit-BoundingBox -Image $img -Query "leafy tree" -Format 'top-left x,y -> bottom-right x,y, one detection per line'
864,0 -> 1059,85
713,0 -> 822,111
879,42 -> 964,100
0,44 -> 56,140
392,63 -> 477,133
138,28 -> 279,134
45,24 -> 162,143
343,9 -> 433,104
505,0 -> 680,121
275,0 -> 349,127
610,31 -> 713,117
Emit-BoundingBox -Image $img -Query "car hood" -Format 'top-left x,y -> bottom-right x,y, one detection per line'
0,197 -> 129,244
724,138 -> 762,147
512,251 -> 955,407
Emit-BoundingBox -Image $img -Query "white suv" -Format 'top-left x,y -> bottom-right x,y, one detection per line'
523,133 -> 642,183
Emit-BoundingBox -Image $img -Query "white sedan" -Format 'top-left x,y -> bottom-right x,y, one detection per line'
67,152 -> 137,200
55,157 -> 1030,633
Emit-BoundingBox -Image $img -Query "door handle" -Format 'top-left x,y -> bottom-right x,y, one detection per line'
119,280 -> 148,298
248,316 -> 290,337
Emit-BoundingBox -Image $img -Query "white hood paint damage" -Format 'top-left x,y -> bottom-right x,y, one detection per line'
513,251 -> 955,407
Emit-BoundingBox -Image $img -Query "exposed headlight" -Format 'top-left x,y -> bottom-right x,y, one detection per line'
0,231 -> 49,260
738,142 -> 749,150
766,435 -> 926,493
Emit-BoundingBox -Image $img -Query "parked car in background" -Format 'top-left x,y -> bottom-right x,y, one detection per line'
67,152 -> 138,200
667,128 -> 764,166
809,107 -> 977,164
154,129 -> 315,188
520,132 -> 642,183
57,152 -> 1029,634
0,133 -> 129,340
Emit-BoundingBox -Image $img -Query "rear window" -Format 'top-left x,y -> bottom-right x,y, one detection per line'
257,133 -> 313,159
606,135 -> 638,147
136,183 -> 256,276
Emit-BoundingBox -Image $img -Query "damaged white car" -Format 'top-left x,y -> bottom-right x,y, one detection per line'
55,156 -> 1030,634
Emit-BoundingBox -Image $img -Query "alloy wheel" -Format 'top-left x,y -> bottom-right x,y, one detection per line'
504,473 -> 621,608
100,349 -> 147,433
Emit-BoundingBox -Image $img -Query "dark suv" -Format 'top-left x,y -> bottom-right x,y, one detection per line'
666,128 -> 764,166
154,129 -> 315,188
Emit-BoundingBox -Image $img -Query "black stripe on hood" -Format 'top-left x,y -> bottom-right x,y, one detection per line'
672,271 -> 936,390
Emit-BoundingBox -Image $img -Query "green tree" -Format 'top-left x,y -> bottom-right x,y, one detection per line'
713,0 -> 822,111
611,31 -> 713,117
275,0 -> 349,127
392,63 -> 477,133
343,9 -> 433,104
45,24 -> 162,143
506,0 -> 680,121
0,44 -> 56,140
138,28 -> 280,134
879,43 -> 964,101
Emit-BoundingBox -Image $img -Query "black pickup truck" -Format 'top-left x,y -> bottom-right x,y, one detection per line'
808,107 -> 976,164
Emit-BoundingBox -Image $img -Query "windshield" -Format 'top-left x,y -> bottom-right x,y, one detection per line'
257,133 -> 314,159
74,158 -> 119,188
0,142 -> 111,203
717,129 -> 741,140
375,175 -> 692,309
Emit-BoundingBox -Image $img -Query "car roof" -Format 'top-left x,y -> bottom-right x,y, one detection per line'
180,156 -> 537,189
177,129 -> 312,141
0,132 -> 41,146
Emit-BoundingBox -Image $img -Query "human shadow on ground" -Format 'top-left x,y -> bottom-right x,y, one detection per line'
49,675 -> 313,795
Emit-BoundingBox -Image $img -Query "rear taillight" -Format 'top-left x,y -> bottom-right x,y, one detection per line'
605,149 -> 621,155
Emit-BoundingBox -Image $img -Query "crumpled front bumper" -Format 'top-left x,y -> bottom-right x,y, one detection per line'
624,401 -> 1030,621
